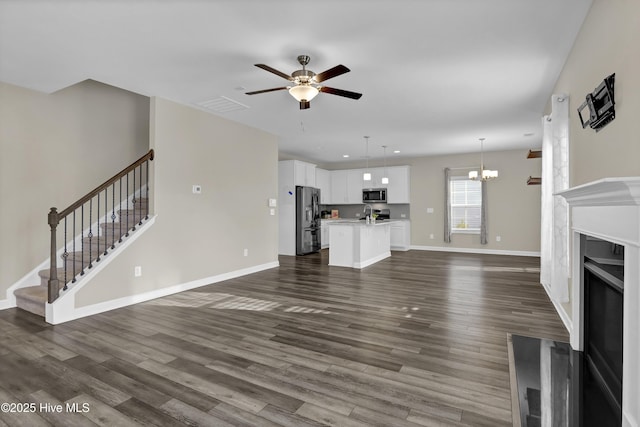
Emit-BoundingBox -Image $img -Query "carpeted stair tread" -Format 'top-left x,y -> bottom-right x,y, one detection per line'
14,286 -> 48,317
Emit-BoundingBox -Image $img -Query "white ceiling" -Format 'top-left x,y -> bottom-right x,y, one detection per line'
0,0 -> 593,166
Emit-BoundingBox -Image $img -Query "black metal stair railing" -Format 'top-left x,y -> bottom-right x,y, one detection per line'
47,149 -> 154,303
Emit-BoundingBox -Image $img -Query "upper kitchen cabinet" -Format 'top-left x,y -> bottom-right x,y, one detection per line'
346,170 -> 364,203
385,166 -> 410,203
280,160 -> 317,187
330,170 -> 349,204
315,168 -> 331,204
330,169 -> 364,204
363,167 -> 386,188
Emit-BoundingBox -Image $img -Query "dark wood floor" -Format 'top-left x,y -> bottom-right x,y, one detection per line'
0,250 -> 568,426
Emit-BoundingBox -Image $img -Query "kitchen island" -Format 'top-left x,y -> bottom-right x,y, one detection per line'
328,220 -> 391,268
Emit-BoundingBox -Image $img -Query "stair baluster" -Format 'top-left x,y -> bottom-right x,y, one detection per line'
40,149 -> 154,306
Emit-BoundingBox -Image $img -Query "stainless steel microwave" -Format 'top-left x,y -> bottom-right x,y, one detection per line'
362,188 -> 387,203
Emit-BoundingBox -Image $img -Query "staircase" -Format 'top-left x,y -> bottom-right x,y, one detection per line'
14,201 -> 149,317
13,149 -> 154,320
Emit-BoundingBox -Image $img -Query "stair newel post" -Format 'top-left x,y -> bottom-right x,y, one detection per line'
48,207 -> 60,304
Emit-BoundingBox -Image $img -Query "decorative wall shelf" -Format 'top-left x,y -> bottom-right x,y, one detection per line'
526,149 -> 542,185
527,177 -> 542,185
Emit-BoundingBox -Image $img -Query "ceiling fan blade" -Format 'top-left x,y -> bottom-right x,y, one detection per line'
300,101 -> 310,110
245,87 -> 289,95
319,86 -> 362,100
254,64 -> 294,81
314,64 -> 350,83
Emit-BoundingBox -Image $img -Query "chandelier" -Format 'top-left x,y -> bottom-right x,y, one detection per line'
469,138 -> 498,181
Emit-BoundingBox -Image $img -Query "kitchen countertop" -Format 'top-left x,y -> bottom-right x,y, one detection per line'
322,218 -> 408,224
329,221 -> 391,227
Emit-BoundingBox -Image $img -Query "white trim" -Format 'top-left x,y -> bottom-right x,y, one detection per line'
410,245 -> 540,257
539,280 -> 573,335
555,177 -> 640,206
46,260 -> 279,324
353,252 -> 391,269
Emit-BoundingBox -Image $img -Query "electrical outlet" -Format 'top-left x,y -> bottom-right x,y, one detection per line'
401,214 -> 406,218
134,266 -> 142,277
427,208 -> 434,214
243,248 -> 249,257
269,208 -> 275,216
496,235 -> 501,242
429,233 -> 434,239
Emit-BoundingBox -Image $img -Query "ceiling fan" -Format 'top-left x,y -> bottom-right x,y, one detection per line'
245,55 -> 362,110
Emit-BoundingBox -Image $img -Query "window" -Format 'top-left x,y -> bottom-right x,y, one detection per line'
449,177 -> 481,233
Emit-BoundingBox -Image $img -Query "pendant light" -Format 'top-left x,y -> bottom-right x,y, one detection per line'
381,145 -> 389,184
363,136 -> 371,181
469,137 -> 498,181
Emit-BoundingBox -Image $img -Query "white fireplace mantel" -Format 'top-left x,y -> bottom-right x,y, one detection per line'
556,176 -> 640,207
557,177 -> 640,427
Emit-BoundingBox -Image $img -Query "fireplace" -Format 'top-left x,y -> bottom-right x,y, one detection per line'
582,235 -> 624,425
558,177 -> 640,427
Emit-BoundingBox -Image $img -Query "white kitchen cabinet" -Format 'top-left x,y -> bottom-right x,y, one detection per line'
291,160 -> 316,187
330,170 -> 348,204
346,169 -> 364,203
316,168 -> 331,204
390,220 -> 411,250
324,165 -> 410,205
364,167 -> 386,188
385,166 -> 410,204
321,220 -> 330,248
279,160 -> 316,188
330,169 -> 364,204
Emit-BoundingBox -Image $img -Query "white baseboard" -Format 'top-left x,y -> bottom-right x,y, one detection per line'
46,260 -> 280,324
540,281 -> 573,338
354,252 -> 391,269
410,245 -> 541,257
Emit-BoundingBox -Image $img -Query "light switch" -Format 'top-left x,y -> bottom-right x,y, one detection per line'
268,198 -> 277,207
270,208 -> 275,216
192,185 -> 202,194
427,208 -> 434,214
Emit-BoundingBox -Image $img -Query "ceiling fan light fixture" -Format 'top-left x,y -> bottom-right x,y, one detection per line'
289,85 -> 319,102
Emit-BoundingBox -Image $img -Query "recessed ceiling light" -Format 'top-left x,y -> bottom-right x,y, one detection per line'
343,154 -> 350,158
393,150 -> 401,154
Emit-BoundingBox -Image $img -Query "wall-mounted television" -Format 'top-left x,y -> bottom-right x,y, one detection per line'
577,73 -> 615,132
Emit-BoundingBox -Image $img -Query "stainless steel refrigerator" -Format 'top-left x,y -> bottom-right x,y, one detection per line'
296,186 -> 321,255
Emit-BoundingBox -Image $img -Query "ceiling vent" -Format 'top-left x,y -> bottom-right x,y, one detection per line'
196,96 -> 249,113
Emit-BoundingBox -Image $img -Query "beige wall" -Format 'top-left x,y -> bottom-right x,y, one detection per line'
0,80 -> 149,298
407,149 -> 542,252
547,0 -> 640,323
552,0 -> 640,186
74,97 -> 279,307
